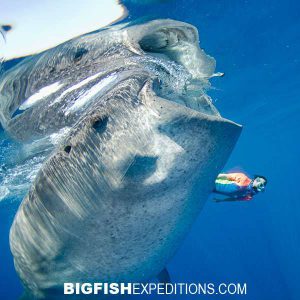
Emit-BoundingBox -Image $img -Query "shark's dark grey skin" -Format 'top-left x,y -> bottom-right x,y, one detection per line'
1,19 -> 241,298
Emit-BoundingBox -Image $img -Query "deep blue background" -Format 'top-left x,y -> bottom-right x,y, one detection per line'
1,0 -> 300,299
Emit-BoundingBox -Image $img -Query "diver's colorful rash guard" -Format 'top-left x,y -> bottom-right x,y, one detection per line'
214,173 -> 254,200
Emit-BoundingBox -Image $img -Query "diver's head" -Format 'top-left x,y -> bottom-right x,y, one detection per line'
252,175 -> 267,192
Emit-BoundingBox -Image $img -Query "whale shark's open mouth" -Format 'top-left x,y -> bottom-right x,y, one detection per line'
130,20 -> 221,116
0,19 -> 230,149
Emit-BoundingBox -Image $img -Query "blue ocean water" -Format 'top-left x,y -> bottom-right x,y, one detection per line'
0,0 -> 299,299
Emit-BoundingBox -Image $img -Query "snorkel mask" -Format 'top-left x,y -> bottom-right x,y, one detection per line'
253,176 -> 267,192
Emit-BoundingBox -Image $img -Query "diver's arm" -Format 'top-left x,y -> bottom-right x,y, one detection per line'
217,173 -> 243,181
216,173 -> 230,180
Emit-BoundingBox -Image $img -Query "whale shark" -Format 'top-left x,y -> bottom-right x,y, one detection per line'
0,19 -> 241,298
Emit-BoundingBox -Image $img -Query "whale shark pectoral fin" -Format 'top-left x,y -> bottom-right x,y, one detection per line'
157,267 -> 171,284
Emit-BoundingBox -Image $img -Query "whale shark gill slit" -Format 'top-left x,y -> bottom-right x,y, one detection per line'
11,108 -> 25,119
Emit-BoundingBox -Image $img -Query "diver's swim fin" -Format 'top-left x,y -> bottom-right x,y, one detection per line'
157,267 -> 171,284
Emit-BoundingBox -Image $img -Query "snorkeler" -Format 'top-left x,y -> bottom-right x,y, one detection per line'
213,172 -> 267,202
